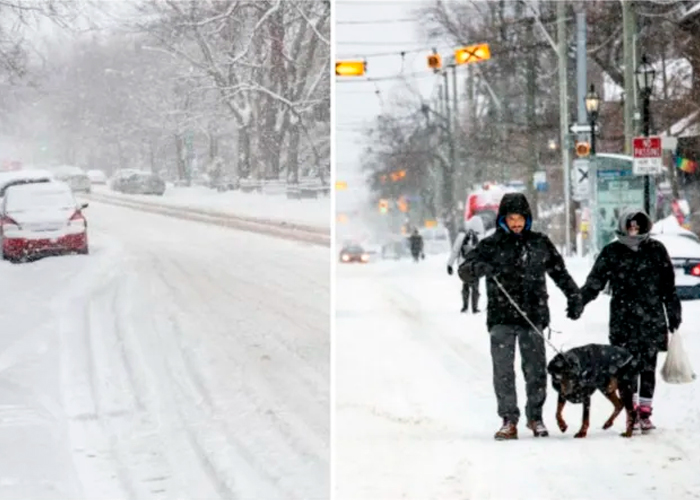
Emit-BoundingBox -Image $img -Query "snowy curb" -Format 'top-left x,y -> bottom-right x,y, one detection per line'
84,192 -> 330,247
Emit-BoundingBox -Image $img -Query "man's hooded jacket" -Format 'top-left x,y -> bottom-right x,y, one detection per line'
459,193 -> 580,330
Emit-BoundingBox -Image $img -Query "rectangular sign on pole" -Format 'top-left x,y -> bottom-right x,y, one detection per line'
632,136 -> 663,175
572,158 -> 590,201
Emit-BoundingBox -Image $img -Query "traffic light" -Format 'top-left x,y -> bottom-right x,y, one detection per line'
378,199 -> 389,214
455,43 -> 491,65
335,181 -> 348,190
427,51 -> 442,71
575,141 -> 591,158
336,60 -> 366,77
397,197 -> 409,213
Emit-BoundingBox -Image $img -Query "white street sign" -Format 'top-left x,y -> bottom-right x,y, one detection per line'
572,158 -> 590,200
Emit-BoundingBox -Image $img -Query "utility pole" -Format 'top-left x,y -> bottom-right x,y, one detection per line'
451,61 -> 461,205
526,17 -> 539,219
466,66 -> 477,185
442,70 -> 457,241
575,3 -> 587,256
622,1 -> 636,155
557,0 -> 571,256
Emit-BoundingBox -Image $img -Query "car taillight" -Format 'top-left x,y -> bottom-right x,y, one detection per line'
0,215 -> 19,231
691,264 -> 700,277
69,210 -> 86,227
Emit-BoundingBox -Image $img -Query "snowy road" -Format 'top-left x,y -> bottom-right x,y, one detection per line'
0,201 -> 329,499
336,255 -> 700,500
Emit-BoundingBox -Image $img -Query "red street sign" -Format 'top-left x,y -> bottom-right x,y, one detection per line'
633,136 -> 662,158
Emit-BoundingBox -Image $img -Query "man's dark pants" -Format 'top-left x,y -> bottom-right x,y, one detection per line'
490,324 -> 547,423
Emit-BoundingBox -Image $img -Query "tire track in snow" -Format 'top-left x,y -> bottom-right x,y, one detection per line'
148,252 -> 327,499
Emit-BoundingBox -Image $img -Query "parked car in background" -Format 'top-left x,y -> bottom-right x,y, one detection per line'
87,169 -> 108,185
110,169 -> 166,195
51,166 -> 91,194
653,233 -> 700,300
0,181 -> 89,261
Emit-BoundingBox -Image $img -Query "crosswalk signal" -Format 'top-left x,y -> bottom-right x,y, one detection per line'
378,199 -> 389,214
575,141 -> 591,158
336,60 -> 366,77
427,51 -> 442,72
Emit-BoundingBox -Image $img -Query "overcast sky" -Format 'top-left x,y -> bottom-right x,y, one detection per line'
335,0 -> 449,214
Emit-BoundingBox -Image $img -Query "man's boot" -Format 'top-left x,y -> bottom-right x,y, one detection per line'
494,418 -> 518,440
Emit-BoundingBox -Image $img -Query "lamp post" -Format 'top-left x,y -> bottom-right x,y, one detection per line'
584,84 -> 600,156
583,84 -> 600,256
635,54 -> 656,215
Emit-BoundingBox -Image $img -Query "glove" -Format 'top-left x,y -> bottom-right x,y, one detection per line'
447,265 -> 453,276
668,310 -> 681,333
566,294 -> 584,320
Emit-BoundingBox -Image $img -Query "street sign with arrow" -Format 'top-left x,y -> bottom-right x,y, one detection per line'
572,158 -> 590,200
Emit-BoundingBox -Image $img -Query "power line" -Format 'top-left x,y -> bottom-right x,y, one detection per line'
337,18 -> 419,25
336,40 -> 434,46
336,70 -> 440,83
337,44 -> 455,60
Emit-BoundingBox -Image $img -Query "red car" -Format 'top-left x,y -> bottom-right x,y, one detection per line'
1,181 -> 89,261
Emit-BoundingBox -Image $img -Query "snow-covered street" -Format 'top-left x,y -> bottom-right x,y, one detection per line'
335,254 -> 700,500
0,201 -> 329,500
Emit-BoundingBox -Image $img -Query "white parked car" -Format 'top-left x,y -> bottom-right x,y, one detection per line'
0,181 -> 89,261
653,233 -> 700,301
52,166 -> 91,194
87,169 -> 108,185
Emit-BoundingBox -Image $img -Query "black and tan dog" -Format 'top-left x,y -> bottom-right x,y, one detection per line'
547,344 -> 640,438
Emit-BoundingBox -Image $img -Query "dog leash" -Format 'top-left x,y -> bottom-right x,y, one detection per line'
491,276 -> 567,358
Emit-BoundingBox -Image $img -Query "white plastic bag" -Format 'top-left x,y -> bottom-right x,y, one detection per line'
661,332 -> 697,384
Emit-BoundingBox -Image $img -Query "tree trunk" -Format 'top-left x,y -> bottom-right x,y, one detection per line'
526,17 -> 539,219
175,134 -> 186,181
237,128 -> 252,179
287,122 -> 301,184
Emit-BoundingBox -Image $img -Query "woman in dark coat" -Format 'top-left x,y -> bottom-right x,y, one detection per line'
580,209 -> 682,432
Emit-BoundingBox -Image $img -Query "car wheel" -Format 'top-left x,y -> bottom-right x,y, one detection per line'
78,245 -> 89,255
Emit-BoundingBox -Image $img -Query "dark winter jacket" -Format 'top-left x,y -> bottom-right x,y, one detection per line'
408,233 -> 423,254
580,210 -> 681,352
459,193 -> 580,330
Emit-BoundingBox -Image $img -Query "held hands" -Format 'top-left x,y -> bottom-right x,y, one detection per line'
567,294 -> 584,320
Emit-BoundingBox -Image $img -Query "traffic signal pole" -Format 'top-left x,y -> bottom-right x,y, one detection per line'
557,0 -> 571,256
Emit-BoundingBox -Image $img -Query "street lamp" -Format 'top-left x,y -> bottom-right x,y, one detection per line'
635,54 -> 656,215
584,84 -> 600,155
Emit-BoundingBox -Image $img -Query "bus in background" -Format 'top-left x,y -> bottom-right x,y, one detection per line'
464,182 -> 523,233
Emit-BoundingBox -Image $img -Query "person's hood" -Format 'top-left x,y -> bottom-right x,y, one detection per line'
497,192 -> 533,233
615,209 -> 652,251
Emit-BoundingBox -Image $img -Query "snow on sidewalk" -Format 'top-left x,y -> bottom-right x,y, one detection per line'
335,253 -> 700,500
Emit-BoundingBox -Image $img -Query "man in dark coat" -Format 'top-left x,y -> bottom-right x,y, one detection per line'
460,193 -> 583,440
580,209 -> 681,432
408,229 -> 424,262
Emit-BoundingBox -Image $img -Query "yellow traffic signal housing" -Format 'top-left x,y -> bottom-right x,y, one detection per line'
335,181 -> 348,190
575,141 -> 591,158
336,60 -> 366,77
427,52 -> 442,71
455,43 -> 491,65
